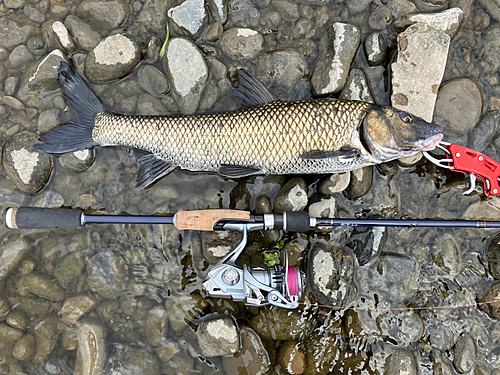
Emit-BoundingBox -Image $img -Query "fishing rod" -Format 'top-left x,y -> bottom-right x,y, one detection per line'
4,206 -> 500,310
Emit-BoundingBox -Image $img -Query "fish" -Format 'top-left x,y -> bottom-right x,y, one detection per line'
35,61 -> 443,189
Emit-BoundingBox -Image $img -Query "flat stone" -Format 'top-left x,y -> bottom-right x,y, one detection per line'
19,272 -> 65,301
274,178 -> 308,212
77,320 -> 106,375
364,32 -> 387,66
60,295 -> 97,325
318,172 -> 350,195
197,316 -> 239,357
339,68 -> 375,103
391,23 -> 450,122
393,7 -> 464,39
206,0 -> 228,24
220,27 -> 265,60
64,15 -> 101,51
77,0 -> 130,30
167,0 -> 208,40
52,21 -> 76,54
137,65 -> 170,98
345,166 -> 373,199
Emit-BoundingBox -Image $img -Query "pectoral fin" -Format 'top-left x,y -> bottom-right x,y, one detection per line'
218,164 -> 262,178
232,70 -> 279,106
136,154 -> 176,189
300,146 -> 361,161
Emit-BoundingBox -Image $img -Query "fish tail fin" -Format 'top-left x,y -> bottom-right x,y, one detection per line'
35,61 -> 108,154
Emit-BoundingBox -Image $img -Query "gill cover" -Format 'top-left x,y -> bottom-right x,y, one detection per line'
362,107 -> 443,161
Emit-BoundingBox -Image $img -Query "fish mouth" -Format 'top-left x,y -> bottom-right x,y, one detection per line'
419,133 -> 443,151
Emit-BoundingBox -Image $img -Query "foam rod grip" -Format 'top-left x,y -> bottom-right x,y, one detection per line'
3,207 -> 84,229
286,211 -> 310,232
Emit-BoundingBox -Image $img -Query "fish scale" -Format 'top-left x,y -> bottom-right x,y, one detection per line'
93,99 -> 374,174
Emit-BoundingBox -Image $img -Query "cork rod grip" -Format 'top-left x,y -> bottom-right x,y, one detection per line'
174,210 -> 251,231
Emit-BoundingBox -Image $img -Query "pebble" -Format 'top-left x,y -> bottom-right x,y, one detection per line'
277,340 -> 305,375
64,15 -> 101,51
202,230 -> 243,261
197,316 -> 239,357
273,178 -> 308,212
393,7 -> 464,39
164,37 -> 209,115
54,252 -> 85,288
369,5 -> 392,30
249,307 -> 313,340
220,27 -> 265,60
223,326 -> 270,375
0,298 -> 10,319
0,323 -> 23,341
303,324 -> 341,375
167,0 -> 208,40
391,23 -> 450,123
146,36 -> 162,62
19,272 -> 66,301
207,0 -> 228,24
487,233 -> 500,280
469,111 -> 500,153
364,32 -> 387,66
431,233 -> 461,275
307,242 -> 357,306
165,292 -> 208,332
52,21 -> 76,54
77,320 -> 107,375
2,131 -> 53,193
308,196 -> 336,222
318,172 -> 350,195
203,22 -> 224,42
339,68 -> 375,103
0,14 -> 39,50
33,316 -> 61,364
59,149 -> 96,172
430,349 -> 456,375
387,0 -> 417,19
478,281 -> 500,319
26,36 -> 46,56
12,334 -> 36,360
76,0 -> 129,30
311,23 -> 361,96
86,249 -> 128,298
6,311 -> 28,331
345,166 -> 373,199
0,237 -> 29,282
60,295 -> 97,325
3,95 -> 25,110
143,305 -> 169,347
85,34 -> 141,82
377,254 -> 419,301
454,335 -> 477,373
226,0 -> 260,28
137,65 -> 170,98
385,348 -> 418,375
4,0 -> 26,8
4,77 -> 18,96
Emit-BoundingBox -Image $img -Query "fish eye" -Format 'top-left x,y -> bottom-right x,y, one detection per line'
399,112 -> 412,123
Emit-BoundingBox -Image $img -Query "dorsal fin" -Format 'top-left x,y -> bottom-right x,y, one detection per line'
232,70 -> 279,106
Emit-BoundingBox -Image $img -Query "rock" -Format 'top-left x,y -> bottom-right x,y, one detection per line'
0,299 -> 10,319
6,311 -> 28,331
4,76 -> 18,96
76,0 -> 129,30
0,323 -> 23,341
318,172 -> 350,195
136,0 -> 169,35
308,196 -> 336,222
391,23 -> 450,123
277,341 -> 305,375
478,281 -> 500,319
220,28 -> 265,60
8,45 -> 33,70
30,189 -> 64,207
0,237 -> 29,282
4,0 -> 26,8
385,348 -> 417,375
433,78 -> 483,145
393,7 -> 464,39
202,230 -> 243,261
274,178 -> 308,212
23,4 -> 46,23
165,292 -> 208,331
77,320 -> 107,375
364,32 -> 387,67
311,23 -> 361,96
143,305 -> 168,347
376,254 -> 420,301
104,346 -> 159,375
387,0 -> 417,19
64,15 -> 101,51
167,0 -> 208,40
51,21 -> 76,54
59,149 -> 96,172
26,36 -> 46,56
226,0 -> 260,28
339,68 -> 375,103
0,14 -> 39,50
60,295 -> 97,325
207,0 -> 228,24
454,335 -> 476,373
254,194 -> 281,241
480,0 -> 500,22
369,5 -> 393,30
223,326 -> 270,375
85,34 -> 141,82
487,232 -> 500,279
3,95 -> 25,111
19,272 -> 65,301
17,49 -> 65,110
54,252 -> 85,288
33,316 -> 61,364
156,341 -> 181,362
431,233 -> 461,275
345,166 -> 373,199
307,242 -> 357,306
203,22 -> 223,42
145,36 -> 162,62
462,197 -> 500,220
197,316 -> 239,357
38,108 -> 60,133
2,131 -> 53,193
86,249 -> 128,298
303,323 -> 341,375
345,0 -> 372,14
430,349 -> 456,375
164,37 -> 209,115
137,65 -> 170,98
469,111 -> 500,153
12,334 -> 35,360
249,307 -> 313,340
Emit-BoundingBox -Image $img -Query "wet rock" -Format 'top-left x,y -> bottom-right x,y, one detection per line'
254,194 -> 281,241
4,0 -> 26,8
391,23 -> 450,123
487,233 -> 500,279
26,36 -> 46,56
369,5 -> 393,30
5,76 -> 18,96
249,307 -> 313,340
345,166 -> 373,199
226,0 -> 260,28
387,0 -> 417,19
0,236 -> 29,283
59,149 -> 95,172
3,131 -> 53,193
345,0 -> 371,14
51,21 -> 76,54
207,0 -> 228,24
393,7 -> 464,39
8,45 -> 34,70
6,311 -> 28,331
385,348 -> 417,375
54,252 -> 85,288
64,15 -> 101,51
0,14 -> 40,50
137,65 -> 170,98
0,323 -> 23,341
105,346 -> 159,375
156,340 -> 181,362
307,242 -> 357,306
364,32 -> 387,67
17,49 -> 65,109
274,178 -> 308,212
433,78 -> 483,145
430,349 -> 456,375
470,111 -> 500,153
33,316 -> 61,364
303,323 -> 341,375
146,36 -> 162,62
167,0 -> 208,40
19,272 -> 65,301
478,281 -> 500,319
77,0 -> 129,30
3,95 -> 25,111
85,34 -> 141,82
277,340 -> 305,375
197,316 -> 239,357
165,292 -> 208,332
60,295 -> 97,325
311,23 -> 361,96
397,152 -> 423,167
143,305 -> 169,347
431,233 -> 461,275
203,22 -> 223,42
318,173 -> 350,196
223,326 -> 270,375
24,4 -> 46,23
454,335 -> 476,373
137,94 -> 168,115
86,249 -> 128,298
339,68 -> 374,103
38,108 -> 60,133
12,334 -> 35,360
78,320 -> 107,375
164,37 -> 209,115
220,28 -> 265,60
377,254 -> 420,301
202,230 -> 243,261
308,196 -> 336,226
0,298 -> 10,319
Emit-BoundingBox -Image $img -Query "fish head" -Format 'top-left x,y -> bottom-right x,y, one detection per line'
362,106 -> 443,162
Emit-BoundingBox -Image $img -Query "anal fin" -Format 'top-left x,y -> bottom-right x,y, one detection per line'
218,164 -> 262,178
136,154 -> 176,189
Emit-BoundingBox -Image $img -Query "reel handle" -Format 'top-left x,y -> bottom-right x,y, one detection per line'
3,207 -> 84,229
